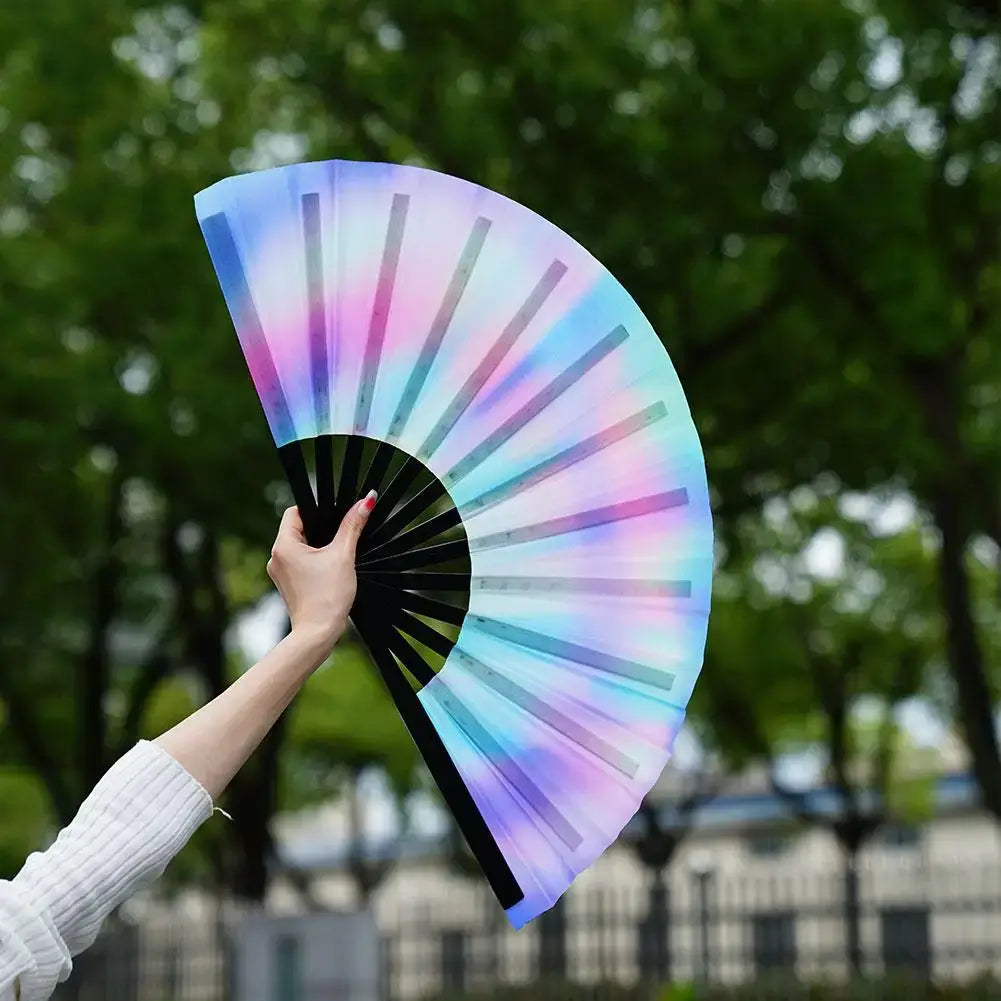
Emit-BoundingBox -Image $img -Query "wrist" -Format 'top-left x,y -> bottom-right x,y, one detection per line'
285,624 -> 339,670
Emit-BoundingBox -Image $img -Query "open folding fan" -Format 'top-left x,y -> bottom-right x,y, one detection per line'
194,160 -> 713,928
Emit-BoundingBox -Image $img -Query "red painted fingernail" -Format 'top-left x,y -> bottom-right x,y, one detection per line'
363,490 -> 377,512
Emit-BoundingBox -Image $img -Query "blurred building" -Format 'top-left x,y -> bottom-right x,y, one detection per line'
119,744 -> 1001,998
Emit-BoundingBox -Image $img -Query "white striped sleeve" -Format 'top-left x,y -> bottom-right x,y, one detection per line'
0,741 -> 212,1001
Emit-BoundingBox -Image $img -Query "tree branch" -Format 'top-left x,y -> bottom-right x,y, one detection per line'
793,225 -> 1001,573
685,283 -> 794,374
904,356 -> 1001,576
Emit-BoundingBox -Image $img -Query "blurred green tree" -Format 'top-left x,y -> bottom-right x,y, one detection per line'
697,498 -> 948,971
0,0 -> 998,901
0,1 -> 422,893
192,0 -> 1000,811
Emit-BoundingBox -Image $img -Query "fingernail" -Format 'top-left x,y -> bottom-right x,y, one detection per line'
362,489 -> 377,512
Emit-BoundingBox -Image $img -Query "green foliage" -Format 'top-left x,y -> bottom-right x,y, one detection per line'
0,768 -> 52,878
697,500 -> 945,776
1,0 -> 999,896
139,677 -> 201,738
282,631 -> 419,808
662,975 -> 1001,1001
420,977 -> 1001,1001
659,984 -> 697,1001
424,982 -> 649,1001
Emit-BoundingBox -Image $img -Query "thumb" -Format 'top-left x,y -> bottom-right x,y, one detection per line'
333,490 -> 377,555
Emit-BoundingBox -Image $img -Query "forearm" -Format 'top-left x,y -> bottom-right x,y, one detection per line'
154,627 -> 330,799
157,494 -> 370,798
0,631 -> 331,1000
1,496 -> 369,1000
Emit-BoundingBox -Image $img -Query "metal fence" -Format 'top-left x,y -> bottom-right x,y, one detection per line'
52,863 -> 1001,1001
381,862 -> 1001,998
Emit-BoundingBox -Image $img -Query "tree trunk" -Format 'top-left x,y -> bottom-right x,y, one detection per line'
80,467 -> 125,793
905,361 -> 1001,817
225,711 -> 288,900
842,842 -> 863,976
180,532 -> 289,901
638,869 -> 671,983
537,895 -> 568,980
934,486 -> 1001,820
346,766 -> 390,906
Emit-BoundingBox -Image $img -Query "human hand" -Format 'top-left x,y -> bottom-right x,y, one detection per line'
266,490 -> 377,656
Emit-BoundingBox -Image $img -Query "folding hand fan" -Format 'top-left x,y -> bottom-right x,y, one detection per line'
194,160 -> 713,928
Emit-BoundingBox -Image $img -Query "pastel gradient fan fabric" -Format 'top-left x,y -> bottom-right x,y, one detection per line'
195,159 -> 713,929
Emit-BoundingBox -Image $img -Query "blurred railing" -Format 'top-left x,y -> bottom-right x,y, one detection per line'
51,862 -> 1001,1000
